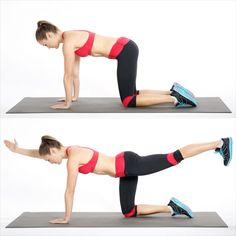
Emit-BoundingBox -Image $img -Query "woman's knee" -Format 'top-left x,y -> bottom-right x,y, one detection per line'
167,150 -> 184,166
122,95 -> 137,107
122,205 -> 137,218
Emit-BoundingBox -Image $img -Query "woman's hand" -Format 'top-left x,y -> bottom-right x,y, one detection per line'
50,102 -> 71,110
49,218 -> 69,224
57,97 -> 77,102
4,139 -> 18,153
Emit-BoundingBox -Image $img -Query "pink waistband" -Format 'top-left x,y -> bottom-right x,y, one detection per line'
108,37 -> 130,59
115,152 -> 125,177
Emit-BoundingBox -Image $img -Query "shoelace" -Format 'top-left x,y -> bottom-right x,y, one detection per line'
172,84 -> 198,104
169,202 -> 189,216
215,143 -> 228,158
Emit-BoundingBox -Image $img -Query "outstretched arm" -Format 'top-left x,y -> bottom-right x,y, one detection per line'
49,154 -> 78,224
4,139 -> 41,158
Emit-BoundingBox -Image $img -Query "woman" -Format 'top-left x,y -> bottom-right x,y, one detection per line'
35,21 -> 198,109
4,136 -> 232,224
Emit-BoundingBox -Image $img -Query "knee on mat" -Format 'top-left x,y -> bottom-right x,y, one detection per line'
122,95 -> 137,107
122,206 -> 137,218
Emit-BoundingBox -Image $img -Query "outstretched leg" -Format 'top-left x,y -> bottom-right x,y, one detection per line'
121,138 -> 232,218
179,141 -> 219,159
179,138 -> 232,166
124,138 -> 231,177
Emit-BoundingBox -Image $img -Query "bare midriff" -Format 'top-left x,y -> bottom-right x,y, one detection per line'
91,34 -> 118,57
73,33 -> 118,58
91,153 -> 116,177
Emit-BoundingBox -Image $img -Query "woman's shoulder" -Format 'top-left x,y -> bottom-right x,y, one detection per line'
63,30 -> 90,38
68,145 -> 93,154
62,30 -> 91,51
67,145 -> 82,153
66,146 -> 82,167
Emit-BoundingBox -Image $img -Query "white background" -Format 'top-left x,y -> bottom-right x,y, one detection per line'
0,118 -> 236,236
0,0 -> 235,115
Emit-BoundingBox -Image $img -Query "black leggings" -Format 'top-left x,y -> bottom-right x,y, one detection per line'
119,150 -> 184,217
116,40 -> 139,107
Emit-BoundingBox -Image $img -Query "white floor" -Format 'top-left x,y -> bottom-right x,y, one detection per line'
1,227 -> 236,236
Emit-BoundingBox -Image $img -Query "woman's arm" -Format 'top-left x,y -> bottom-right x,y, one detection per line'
51,41 -> 76,109
57,51 -> 80,102
49,155 -> 79,224
4,140 -> 41,158
72,57 -> 80,100
64,160 -> 78,221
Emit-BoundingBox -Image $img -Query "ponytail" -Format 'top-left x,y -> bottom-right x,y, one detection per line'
35,20 -> 59,41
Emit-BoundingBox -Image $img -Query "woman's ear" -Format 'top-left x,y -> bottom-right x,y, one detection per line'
50,148 -> 56,154
46,32 -> 52,39
50,148 -> 59,155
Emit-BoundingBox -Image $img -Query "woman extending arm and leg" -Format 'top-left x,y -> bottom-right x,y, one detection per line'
119,137 -> 232,218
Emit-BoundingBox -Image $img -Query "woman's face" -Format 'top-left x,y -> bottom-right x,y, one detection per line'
43,148 -> 63,164
38,32 -> 60,49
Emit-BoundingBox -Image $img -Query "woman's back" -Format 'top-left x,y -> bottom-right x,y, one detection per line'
63,30 -> 118,57
67,146 -> 116,176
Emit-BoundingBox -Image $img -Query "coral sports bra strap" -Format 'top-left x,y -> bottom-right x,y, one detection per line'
78,149 -> 99,174
61,30 -> 95,57
65,146 -> 99,174
74,30 -> 95,57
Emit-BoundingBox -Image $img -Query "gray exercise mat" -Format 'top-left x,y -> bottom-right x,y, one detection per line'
6,97 -> 231,113
6,212 -> 227,228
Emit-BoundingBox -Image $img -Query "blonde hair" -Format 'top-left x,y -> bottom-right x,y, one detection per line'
35,21 -> 59,41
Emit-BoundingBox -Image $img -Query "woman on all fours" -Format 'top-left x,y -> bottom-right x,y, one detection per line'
35,21 -> 198,109
4,136 -> 232,224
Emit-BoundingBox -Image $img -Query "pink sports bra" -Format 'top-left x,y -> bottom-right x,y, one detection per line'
62,30 -> 130,59
62,30 -> 95,57
66,146 -> 99,174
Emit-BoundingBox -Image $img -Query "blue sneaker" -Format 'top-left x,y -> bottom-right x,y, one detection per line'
168,197 -> 194,218
170,82 -> 198,107
171,82 -> 195,98
171,90 -> 197,107
215,137 -> 233,166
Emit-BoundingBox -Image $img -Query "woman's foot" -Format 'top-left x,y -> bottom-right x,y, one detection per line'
171,90 -> 197,107
215,137 -> 233,166
170,83 -> 198,107
57,97 -> 77,102
168,197 -> 194,218
171,82 -> 195,98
